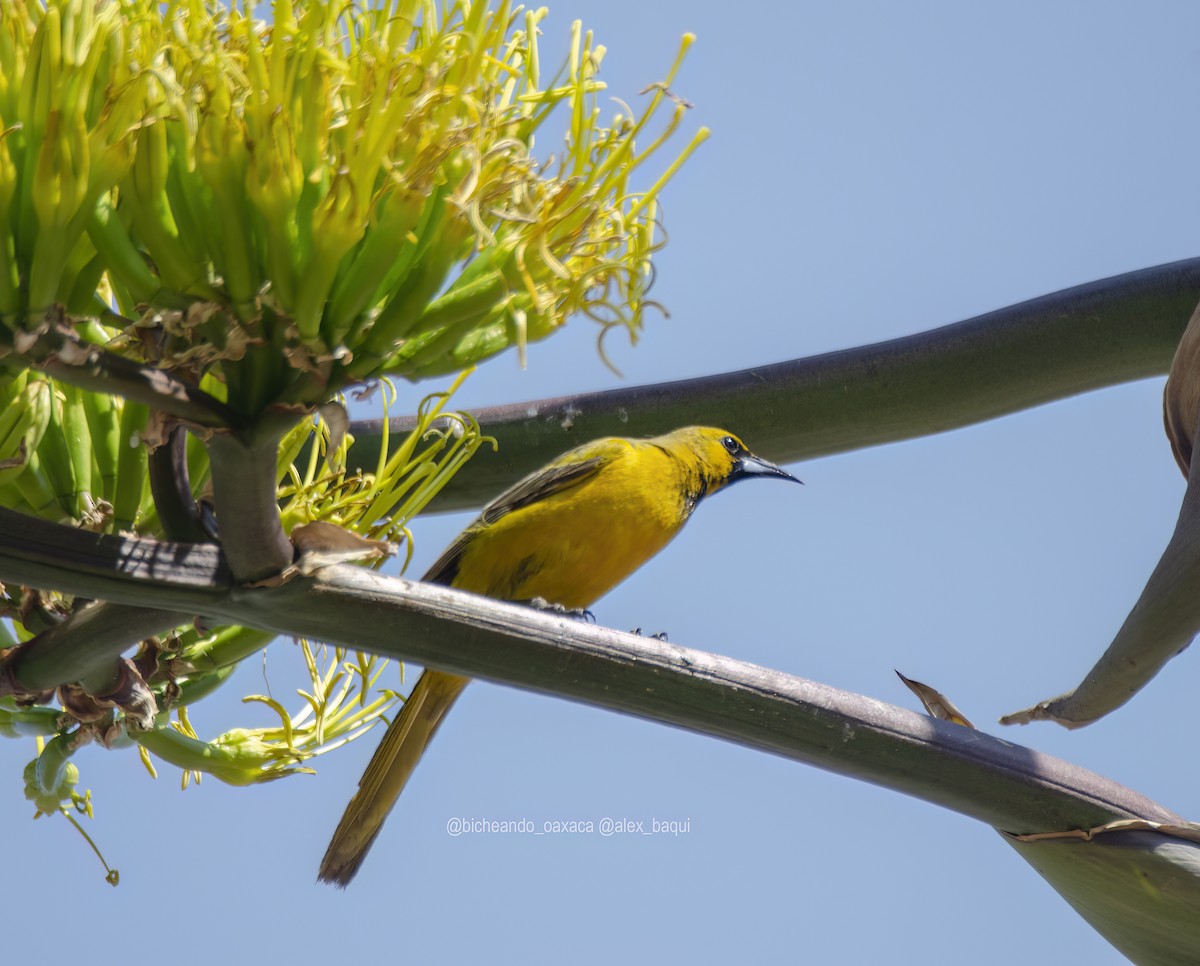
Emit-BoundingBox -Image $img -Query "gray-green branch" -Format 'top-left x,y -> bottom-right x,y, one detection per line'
346,257 -> 1200,512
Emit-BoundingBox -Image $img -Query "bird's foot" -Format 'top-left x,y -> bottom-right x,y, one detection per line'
525,597 -> 596,623
632,628 -> 669,641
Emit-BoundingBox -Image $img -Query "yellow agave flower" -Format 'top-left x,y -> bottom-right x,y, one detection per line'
0,0 -> 705,416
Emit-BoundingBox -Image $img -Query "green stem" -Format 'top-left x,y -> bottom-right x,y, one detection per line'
343,256 -> 1200,513
4,602 -> 188,695
205,422 -> 296,583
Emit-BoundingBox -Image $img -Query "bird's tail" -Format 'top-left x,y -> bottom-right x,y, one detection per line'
318,669 -> 469,887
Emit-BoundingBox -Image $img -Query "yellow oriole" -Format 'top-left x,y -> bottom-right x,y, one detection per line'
318,426 -> 799,885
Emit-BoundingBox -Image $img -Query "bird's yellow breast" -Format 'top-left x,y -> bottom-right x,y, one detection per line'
450,441 -> 692,609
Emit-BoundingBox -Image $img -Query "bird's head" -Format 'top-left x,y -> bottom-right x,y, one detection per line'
659,427 -> 801,498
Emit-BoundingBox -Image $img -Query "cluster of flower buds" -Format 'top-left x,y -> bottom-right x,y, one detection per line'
1,1 -> 703,414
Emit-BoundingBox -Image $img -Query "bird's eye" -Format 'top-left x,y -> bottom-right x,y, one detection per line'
721,435 -> 740,455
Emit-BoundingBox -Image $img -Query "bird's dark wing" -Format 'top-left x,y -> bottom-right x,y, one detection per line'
422,453 -> 609,585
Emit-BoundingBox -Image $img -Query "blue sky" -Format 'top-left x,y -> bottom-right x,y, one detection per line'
5,3 -> 1200,963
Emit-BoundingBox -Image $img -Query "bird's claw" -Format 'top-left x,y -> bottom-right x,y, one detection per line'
527,597 -> 595,623
631,627 -> 669,641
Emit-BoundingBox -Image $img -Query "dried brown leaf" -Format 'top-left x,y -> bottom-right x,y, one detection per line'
291,520 -> 397,573
1014,819 -> 1200,846
895,670 -> 976,729
318,401 -> 350,472
1163,297 -> 1200,474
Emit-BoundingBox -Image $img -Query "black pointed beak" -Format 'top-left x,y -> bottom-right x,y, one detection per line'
734,453 -> 803,485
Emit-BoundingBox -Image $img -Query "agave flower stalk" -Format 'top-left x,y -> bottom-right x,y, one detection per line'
0,0 -> 699,591
0,0 -> 700,845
